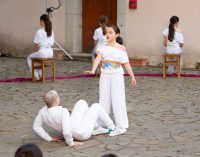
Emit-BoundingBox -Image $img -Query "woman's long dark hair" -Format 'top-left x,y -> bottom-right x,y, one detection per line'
168,16 -> 179,42
110,25 -> 123,45
40,14 -> 52,37
99,15 -> 108,35
15,143 -> 43,157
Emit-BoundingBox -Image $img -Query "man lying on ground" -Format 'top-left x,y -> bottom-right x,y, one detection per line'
33,90 -> 115,146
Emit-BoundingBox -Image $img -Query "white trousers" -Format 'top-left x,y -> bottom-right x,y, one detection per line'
27,48 -> 53,78
99,73 -> 129,129
71,100 -> 114,141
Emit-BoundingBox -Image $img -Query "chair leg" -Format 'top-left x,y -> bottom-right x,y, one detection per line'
32,60 -> 35,82
178,57 -> 181,78
163,62 -> 166,79
53,61 -> 55,82
42,61 -> 45,83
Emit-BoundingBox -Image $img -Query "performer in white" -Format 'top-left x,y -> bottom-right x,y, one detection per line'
163,16 -> 184,74
85,25 -> 136,136
92,15 -> 108,61
27,14 -> 54,80
33,90 -> 115,146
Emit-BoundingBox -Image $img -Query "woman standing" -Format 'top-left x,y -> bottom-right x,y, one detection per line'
85,25 -> 136,136
163,16 -> 184,74
27,14 -> 54,80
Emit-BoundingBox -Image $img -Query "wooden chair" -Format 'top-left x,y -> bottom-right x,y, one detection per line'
32,58 -> 56,83
163,54 -> 181,79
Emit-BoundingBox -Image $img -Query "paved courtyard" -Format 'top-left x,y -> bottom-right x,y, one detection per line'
0,57 -> 200,157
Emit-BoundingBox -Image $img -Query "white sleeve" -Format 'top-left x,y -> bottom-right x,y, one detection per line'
163,29 -> 168,37
93,29 -> 99,40
61,109 -> 74,146
33,110 -> 52,142
122,52 -> 129,64
96,46 -> 104,55
34,30 -> 42,44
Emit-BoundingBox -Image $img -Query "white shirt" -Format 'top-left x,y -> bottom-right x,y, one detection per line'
33,106 -> 74,146
97,46 -> 129,74
93,27 -> 107,52
34,28 -> 54,49
163,28 -> 184,54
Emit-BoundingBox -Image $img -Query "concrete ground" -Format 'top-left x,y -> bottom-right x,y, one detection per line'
0,57 -> 200,157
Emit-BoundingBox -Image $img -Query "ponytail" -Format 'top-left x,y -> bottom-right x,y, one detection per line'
168,23 -> 175,42
40,14 -> 52,37
116,36 -> 123,45
99,15 -> 108,35
168,16 -> 179,42
101,23 -> 107,35
45,20 -> 52,37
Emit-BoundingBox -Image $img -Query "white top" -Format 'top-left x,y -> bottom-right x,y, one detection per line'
93,27 -> 107,52
163,28 -> 184,54
97,46 -> 129,74
33,106 -> 74,146
34,28 -> 54,49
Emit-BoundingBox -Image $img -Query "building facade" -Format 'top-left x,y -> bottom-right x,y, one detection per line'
0,0 -> 200,68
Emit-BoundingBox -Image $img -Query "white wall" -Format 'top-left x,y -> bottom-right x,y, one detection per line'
0,0 -> 65,57
1,0 -> 200,68
125,0 -> 200,68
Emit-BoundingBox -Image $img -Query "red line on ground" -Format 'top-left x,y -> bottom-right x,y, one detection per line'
0,73 -> 200,83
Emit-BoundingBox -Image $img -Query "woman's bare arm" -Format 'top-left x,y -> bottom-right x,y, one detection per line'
163,36 -> 167,47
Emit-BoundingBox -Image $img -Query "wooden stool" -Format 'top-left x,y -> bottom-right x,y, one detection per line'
163,54 -> 181,79
32,58 -> 56,83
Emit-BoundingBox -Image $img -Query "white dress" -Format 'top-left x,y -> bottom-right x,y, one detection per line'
27,28 -> 54,78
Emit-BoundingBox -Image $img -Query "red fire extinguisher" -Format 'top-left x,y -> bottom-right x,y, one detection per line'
129,0 -> 137,9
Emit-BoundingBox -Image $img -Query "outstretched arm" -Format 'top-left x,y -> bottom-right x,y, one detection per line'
85,52 -> 102,74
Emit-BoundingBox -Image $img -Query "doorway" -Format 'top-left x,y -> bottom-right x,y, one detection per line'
82,0 -> 117,53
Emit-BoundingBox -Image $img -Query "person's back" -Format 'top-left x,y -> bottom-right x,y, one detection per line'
35,28 -> 54,49
34,105 -> 70,132
163,16 -> 184,54
162,16 -> 184,74
92,15 -> 108,60
27,14 -> 55,80
93,27 -> 107,48
163,28 -> 184,54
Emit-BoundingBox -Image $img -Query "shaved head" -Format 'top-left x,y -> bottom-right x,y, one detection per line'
43,90 -> 60,107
